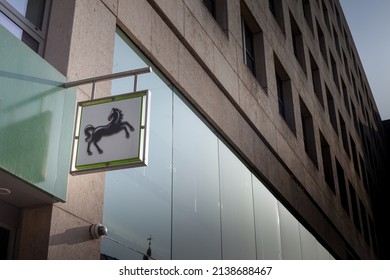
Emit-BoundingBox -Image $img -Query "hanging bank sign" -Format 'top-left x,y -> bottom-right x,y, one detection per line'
70,90 -> 150,174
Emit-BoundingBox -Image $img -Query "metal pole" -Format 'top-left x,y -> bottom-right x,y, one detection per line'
91,81 -> 96,100
63,67 -> 152,89
133,74 -> 138,92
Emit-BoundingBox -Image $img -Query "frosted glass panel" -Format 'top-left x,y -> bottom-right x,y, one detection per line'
101,29 -> 173,260
219,142 -> 256,259
102,86 -> 173,260
299,223 -> 318,259
172,95 -> 221,259
252,176 -> 282,259
278,202 -> 302,259
0,24 -> 75,201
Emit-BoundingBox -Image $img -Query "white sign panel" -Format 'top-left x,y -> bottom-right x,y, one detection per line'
71,90 -> 150,174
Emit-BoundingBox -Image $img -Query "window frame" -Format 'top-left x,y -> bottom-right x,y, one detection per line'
242,18 -> 256,76
274,54 -> 296,134
0,0 -> 51,55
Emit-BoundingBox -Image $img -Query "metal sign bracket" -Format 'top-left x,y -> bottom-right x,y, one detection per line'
62,66 -> 152,99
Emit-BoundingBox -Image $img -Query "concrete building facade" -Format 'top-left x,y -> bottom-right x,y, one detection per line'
0,0 -> 387,259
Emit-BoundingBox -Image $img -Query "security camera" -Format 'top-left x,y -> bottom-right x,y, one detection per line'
90,223 -> 108,239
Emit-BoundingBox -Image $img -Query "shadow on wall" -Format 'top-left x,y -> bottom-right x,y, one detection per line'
49,225 -> 92,246
0,111 -> 52,183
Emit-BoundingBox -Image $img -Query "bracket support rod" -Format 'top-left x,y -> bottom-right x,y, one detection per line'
62,67 -> 152,89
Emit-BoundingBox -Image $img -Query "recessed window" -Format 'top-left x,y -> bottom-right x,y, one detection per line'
333,25 -> 341,56
0,0 -> 50,55
268,0 -> 285,33
202,0 -> 228,34
275,55 -> 295,133
310,52 -> 324,107
349,134 -> 359,177
336,159 -> 349,215
351,75 -> 358,102
242,19 -> 255,75
351,102 -> 359,133
302,0 -> 314,34
349,183 -> 361,231
241,1 -> 267,88
341,79 -> 351,116
335,6 -> 341,30
300,98 -> 317,167
343,51 -> 351,82
339,112 -> 350,158
317,20 -> 328,66
343,26 -> 348,42
321,0 -> 330,33
326,86 -> 338,135
330,51 -> 340,92
290,12 -> 306,74
320,131 -> 335,193
351,49 -> 358,71
277,74 -> 286,119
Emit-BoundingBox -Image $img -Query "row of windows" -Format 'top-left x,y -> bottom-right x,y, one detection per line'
236,0 -> 378,251
200,0 -> 380,256
4,0 -> 380,171
312,0 -> 378,119
261,0 -> 382,170
2,0 -> 382,174
302,0 -> 382,140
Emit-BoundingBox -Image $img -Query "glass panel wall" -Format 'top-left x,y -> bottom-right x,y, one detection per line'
101,31 -> 173,260
219,142 -> 256,259
252,176 -> 282,259
299,223 -> 319,260
101,28 -> 335,260
172,95 -> 221,260
278,202 -> 302,259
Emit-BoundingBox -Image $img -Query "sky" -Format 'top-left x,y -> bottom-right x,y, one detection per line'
339,0 -> 390,120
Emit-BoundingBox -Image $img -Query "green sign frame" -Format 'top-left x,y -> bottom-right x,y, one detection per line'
70,90 -> 150,174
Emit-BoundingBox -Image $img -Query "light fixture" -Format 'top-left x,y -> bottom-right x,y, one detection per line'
0,188 -> 11,195
89,223 -> 108,239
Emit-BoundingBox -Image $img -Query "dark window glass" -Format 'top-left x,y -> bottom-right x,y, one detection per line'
300,99 -> 318,167
336,159 -> 349,215
243,19 -> 256,75
277,74 -> 285,119
269,0 -> 276,16
320,132 -> 335,193
302,0 -> 314,34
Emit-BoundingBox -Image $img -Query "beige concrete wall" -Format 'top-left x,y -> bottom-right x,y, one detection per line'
45,0 -> 116,259
16,205 -> 52,259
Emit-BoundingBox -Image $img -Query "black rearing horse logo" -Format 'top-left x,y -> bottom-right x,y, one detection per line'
84,107 -> 135,155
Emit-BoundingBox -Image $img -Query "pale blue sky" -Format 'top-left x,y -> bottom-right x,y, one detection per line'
339,0 -> 390,120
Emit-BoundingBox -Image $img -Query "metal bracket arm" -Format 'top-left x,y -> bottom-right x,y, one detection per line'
62,66 -> 152,89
